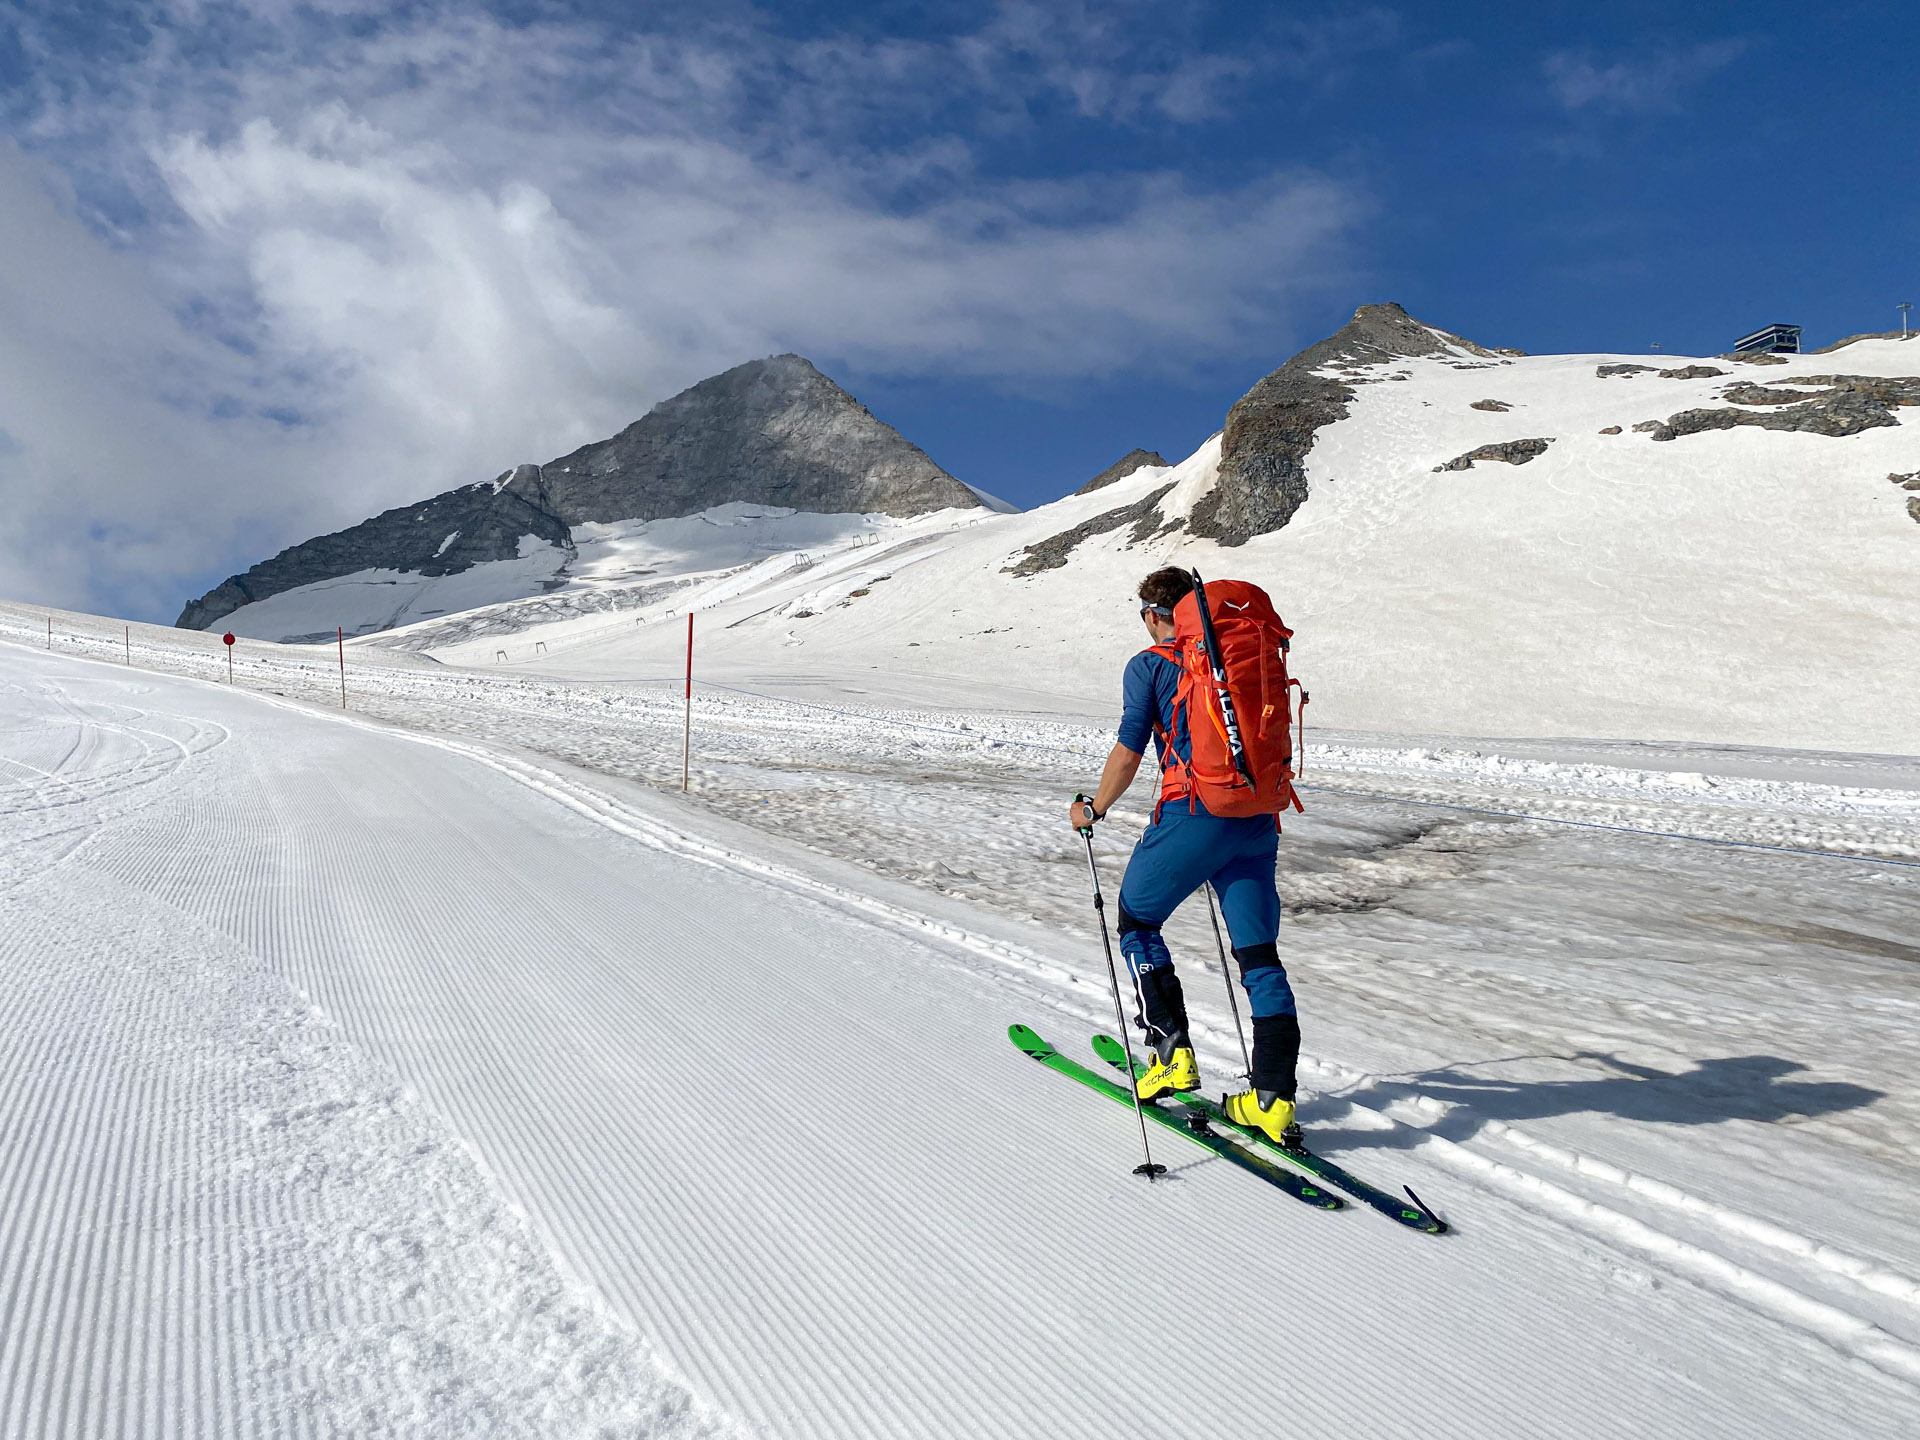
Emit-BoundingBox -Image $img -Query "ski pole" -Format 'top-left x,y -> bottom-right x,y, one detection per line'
1076,793 -> 1166,1181
1204,882 -> 1252,1084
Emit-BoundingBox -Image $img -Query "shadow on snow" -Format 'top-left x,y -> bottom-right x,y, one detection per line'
1304,1051 -> 1883,1153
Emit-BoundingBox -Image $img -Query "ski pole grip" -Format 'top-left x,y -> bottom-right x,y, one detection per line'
1073,791 -> 1097,835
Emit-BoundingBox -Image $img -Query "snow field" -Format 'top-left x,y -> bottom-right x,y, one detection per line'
4,611 -> 1920,1435
0,676 -> 733,1438
216,536 -> 577,643
215,502 -> 984,647
1278,344 -> 1920,749
323,339 -> 1920,758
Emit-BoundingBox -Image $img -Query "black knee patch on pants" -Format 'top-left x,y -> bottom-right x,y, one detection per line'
1116,903 -> 1156,939
1230,940 -> 1279,979
1249,1013 -> 1300,1099
1132,965 -> 1188,1049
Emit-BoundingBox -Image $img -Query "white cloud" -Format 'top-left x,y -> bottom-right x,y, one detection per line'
1544,40 -> 1747,115
0,2 -> 1371,620
0,140 -> 314,618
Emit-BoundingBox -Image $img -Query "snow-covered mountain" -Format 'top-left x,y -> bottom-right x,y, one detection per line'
176,354 -> 983,639
362,304 -> 1919,753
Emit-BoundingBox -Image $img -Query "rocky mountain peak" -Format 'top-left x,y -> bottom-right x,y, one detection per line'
1302,301 -> 1496,371
537,354 -> 975,524
1191,303 -> 1498,546
177,354 -> 978,633
1074,448 -> 1170,496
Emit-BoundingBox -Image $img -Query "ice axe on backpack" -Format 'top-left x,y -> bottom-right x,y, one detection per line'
1188,570 -> 1257,791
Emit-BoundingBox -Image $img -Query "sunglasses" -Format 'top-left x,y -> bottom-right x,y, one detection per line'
1139,604 -> 1173,620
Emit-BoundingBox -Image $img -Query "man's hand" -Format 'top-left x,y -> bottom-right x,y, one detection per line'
1070,744 -> 1145,834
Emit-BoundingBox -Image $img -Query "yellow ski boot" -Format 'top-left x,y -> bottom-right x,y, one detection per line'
1135,1044 -> 1200,1100
1224,1088 -> 1298,1146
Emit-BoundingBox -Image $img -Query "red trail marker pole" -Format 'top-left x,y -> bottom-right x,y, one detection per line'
223,631 -> 235,683
337,627 -> 348,708
682,612 -> 693,792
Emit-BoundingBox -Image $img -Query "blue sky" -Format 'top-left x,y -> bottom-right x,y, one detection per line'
0,1 -> 1912,620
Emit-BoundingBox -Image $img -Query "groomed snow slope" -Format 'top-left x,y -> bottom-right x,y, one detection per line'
388,338 -> 1920,754
5,610 -> 1920,1437
0,649 -> 734,1439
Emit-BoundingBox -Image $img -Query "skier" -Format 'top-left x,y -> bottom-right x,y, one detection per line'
1068,566 -> 1303,1146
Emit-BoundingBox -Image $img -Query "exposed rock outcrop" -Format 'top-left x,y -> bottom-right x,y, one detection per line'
1597,364 -> 1656,378
1003,484 -> 1178,577
1722,382 -> 1827,406
1649,373 -> 1920,444
175,469 -> 574,632
1719,351 -> 1790,365
1433,438 -> 1554,471
1470,399 -> 1512,412
1074,448 -> 1171,496
1192,302 -> 1496,546
1891,471 -> 1920,522
1599,426 -> 1622,434
1779,375 -> 1920,406
1658,365 -> 1725,380
1650,392 -> 1900,441
179,355 -> 976,631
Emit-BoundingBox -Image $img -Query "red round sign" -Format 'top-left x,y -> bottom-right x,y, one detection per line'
222,632 -> 235,647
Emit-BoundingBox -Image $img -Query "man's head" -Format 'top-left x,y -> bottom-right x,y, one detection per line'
1137,566 -> 1193,641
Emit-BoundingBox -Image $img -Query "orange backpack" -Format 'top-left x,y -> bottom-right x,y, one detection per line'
1149,574 -> 1306,819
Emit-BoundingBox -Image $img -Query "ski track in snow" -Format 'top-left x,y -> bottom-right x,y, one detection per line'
3,614 -> 1920,1436
0,756 -> 736,1434
268,703 -> 1920,1388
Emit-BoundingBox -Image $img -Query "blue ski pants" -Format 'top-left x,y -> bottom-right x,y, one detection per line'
1114,802 -> 1299,1095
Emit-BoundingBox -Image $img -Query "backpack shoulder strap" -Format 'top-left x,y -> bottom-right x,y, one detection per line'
1144,641 -> 1191,783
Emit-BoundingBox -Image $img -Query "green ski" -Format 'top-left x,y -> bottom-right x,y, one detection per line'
1008,1024 -> 1342,1210
1090,1033 -> 1448,1235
